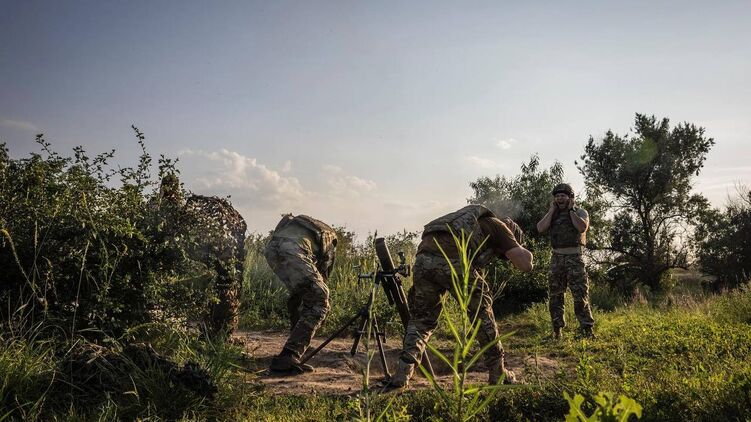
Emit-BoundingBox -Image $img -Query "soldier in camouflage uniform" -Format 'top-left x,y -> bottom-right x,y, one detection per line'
536,183 -> 595,339
386,205 -> 534,390
152,174 -> 247,338
264,214 -> 338,374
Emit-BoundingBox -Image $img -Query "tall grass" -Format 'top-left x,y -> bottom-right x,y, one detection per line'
418,229 -> 514,422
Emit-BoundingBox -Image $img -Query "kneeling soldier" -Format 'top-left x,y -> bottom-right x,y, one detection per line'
264,214 -> 338,374
387,205 -> 533,390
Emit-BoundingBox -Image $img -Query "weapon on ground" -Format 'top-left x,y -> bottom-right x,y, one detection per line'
299,236 -> 434,382
374,237 -> 411,328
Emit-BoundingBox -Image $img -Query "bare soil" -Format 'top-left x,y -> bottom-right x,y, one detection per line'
234,330 -> 560,396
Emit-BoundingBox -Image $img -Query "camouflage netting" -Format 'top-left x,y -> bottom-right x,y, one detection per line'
149,176 -> 247,338
183,194 -> 247,336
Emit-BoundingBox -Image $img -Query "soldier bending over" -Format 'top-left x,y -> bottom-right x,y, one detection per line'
386,205 -> 533,390
264,214 -> 338,374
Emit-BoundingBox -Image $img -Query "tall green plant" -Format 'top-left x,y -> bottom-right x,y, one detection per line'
564,391 -> 642,422
419,228 -> 512,422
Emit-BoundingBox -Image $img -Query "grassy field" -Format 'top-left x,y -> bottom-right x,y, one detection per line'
5,279 -> 750,420
232,286 -> 751,421
3,226 -> 750,421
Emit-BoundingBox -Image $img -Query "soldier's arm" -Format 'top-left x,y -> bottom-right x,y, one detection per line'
505,247 -> 533,272
569,208 -> 589,233
536,201 -> 557,233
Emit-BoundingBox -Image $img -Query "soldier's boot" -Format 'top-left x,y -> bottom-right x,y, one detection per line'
381,358 -> 415,393
577,325 -> 596,339
553,327 -> 562,340
269,348 -> 314,374
488,359 -> 520,385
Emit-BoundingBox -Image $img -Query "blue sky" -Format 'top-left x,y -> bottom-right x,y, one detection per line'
2,1 -> 749,236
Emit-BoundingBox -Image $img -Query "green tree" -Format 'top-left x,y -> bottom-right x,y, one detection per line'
467,155 -> 563,312
578,114 -> 714,292
468,154 -> 563,241
695,187 -> 751,290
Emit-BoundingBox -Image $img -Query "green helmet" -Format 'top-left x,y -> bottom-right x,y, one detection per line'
159,173 -> 182,203
552,183 -> 574,197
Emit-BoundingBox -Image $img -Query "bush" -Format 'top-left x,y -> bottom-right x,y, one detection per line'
695,189 -> 751,291
490,238 -> 551,316
0,133 -> 235,338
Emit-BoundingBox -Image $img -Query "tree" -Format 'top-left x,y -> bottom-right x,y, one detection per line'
468,154 -> 563,241
578,114 -> 714,292
467,155 -> 563,312
695,187 -> 751,290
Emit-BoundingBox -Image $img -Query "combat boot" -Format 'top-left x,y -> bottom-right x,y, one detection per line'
576,325 -> 596,339
381,358 -> 415,393
269,348 -> 314,374
553,327 -> 562,340
488,362 -> 519,385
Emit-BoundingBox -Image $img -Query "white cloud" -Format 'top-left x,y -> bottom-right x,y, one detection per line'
465,155 -> 496,169
0,119 -> 40,132
497,138 -> 518,150
322,164 -> 377,198
178,148 -> 306,207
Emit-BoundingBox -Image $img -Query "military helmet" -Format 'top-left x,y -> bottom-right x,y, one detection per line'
551,183 -> 574,197
159,173 -> 182,202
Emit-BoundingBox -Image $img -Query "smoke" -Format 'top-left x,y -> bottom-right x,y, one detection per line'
484,198 -> 523,221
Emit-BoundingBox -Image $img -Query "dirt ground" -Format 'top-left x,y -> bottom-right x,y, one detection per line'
234,330 -> 560,396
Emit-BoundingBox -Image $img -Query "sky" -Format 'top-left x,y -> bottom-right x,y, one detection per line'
2,1 -> 750,237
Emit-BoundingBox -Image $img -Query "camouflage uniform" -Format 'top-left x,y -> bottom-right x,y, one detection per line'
150,174 -> 247,338
183,195 -> 247,337
394,205 -> 520,387
264,215 -> 337,360
548,207 -> 595,332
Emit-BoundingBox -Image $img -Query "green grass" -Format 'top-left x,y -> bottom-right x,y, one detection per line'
233,285 -> 751,421
5,285 -> 751,420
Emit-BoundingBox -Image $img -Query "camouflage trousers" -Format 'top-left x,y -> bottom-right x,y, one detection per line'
205,268 -> 240,338
264,237 -> 330,358
548,253 -> 595,330
400,253 -> 506,371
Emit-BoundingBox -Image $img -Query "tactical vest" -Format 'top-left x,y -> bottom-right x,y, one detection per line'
549,209 -> 586,249
423,205 -> 497,267
274,214 -> 338,273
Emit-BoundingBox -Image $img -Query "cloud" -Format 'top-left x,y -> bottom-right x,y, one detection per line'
322,164 -> 377,198
497,138 -> 518,150
178,148 -> 306,207
465,155 -> 497,169
0,119 -> 40,132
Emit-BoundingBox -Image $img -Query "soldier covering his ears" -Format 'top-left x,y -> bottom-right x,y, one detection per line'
536,183 -> 595,339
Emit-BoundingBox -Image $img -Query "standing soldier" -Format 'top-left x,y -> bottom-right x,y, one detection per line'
151,173 -> 247,338
264,214 -> 338,374
536,183 -> 595,339
386,205 -> 533,390
183,194 -> 247,337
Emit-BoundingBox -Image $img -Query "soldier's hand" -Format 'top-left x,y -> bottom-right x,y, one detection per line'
549,200 -> 557,212
568,198 -> 576,210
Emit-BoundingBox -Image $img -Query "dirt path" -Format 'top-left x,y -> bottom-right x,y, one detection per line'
234,330 -> 560,396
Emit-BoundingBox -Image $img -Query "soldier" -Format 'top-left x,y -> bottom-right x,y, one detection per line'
264,214 -> 338,374
151,173 -> 247,338
536,183 -> 595,339
386,205 -> 533,390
